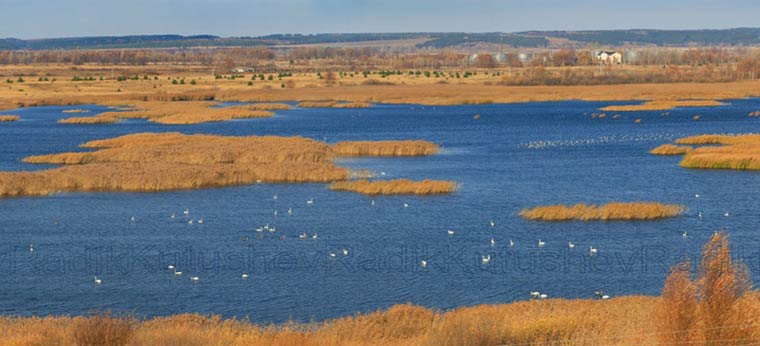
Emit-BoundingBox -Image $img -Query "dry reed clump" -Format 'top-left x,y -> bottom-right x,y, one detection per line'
0,115 -> 20,122
519,202 -> 685,221
62,109 -> 90,113
331,141 -> 438,156
600,99 -> 725,111
649,144 -> 694,155
72,311 -> 136,346
664,134 -> 760,170
329,179 -> 457,195
59,101 -> 274,125
1,132 -> 349,198
657,232 -> 759,345
1,133 -> 449,198
249,103 -> 292,110
297,101 -> 373,108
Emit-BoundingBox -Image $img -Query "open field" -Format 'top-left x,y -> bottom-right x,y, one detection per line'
329,179 -> 457,195
519,202 -> 685,221
1,65 -> 760,112
1,233 -> 754,346
0,133 -> 444,198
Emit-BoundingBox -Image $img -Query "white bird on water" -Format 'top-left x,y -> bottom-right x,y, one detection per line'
167,265 -> 175,270
288,208 -> 293,215
273,194 -> 278,200
307,198 -> 314,205
312,233 -> 318,239
188,219 -> 194,225
93,276 -> 102,285
183,208 -> 190,216
130,216 -> 136,222
682,231 -> 688,238
509,239 -> 514,248
29,243 -> 34,252
403,203 -> 409,208
539,294 -> 548,299
695,194 -> 700,198
197,218 -> 204,224
530,291 -> 540,299
490,238 -> 495,247
241,274 -> 249,279
481,254 -> 491,264
447,230 -> 455,236
568,242 -> 575,249
170,213 -> 176,219
489,220 -> 495,228
274,210 -> 278,217
724,211 -> 730,217
698,212 -> 703,219
371,200 -> 375,206
190,276 -> 199,282
329,252 -> 337,258
342,248 -> 349,256
299,233 -> 308,240
420,260 -> 427,268
589,246 -> 598,256
537,239 -> 546,248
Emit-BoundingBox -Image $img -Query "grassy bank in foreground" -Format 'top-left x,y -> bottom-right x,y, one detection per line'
2,233 -> 755,346
519,202 -> 685,221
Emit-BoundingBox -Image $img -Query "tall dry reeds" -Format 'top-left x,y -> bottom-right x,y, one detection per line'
519,202 -> 685,221
297,101 -> 373,108
662,134 -> 760,170
0,115 -> 19,122
329,179 -> 456,195
658,232 -> 759,345
331,141 -> 438,156
249,103 -> 292,110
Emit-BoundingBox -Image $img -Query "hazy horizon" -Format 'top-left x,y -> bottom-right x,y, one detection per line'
1,0 -> 759,39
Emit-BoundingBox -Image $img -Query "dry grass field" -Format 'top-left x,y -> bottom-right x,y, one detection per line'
1,65 -> 759,112
1,233 -> 755,346
519,202 -> 685,221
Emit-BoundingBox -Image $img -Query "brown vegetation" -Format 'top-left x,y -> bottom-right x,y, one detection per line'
0,133 -> 447,198
58,101 -> 275,125
649,144 -> 694,155
332,141 -> 438,156
0,115 -> 20,122
519,202 -> 685,221
654,134 -> 760,170
249,103 -> 292,110
657,232 -> 758,345
61,109 -> 90,113
600,99 -> 725,111
297,101 -> 373,108
329,179 -> 456,195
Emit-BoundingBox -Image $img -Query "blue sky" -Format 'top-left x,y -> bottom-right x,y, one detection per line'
1,0 -> 759,39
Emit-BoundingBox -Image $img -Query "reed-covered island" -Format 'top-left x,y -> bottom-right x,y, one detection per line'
519,202 -> 685,221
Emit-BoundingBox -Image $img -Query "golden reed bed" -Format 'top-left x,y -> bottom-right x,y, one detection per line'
600,99 -> 725,112
519,202 -> 685,221
1,233 -> 755,346
0,133 -> 443,198
0,115 -> 20,122
59,101 -> 274,125
653,134 -> 760,170
297,101 -> 373,108
329,179 -> 456,195
332,141 -> 438,156
649,144 -> 694,155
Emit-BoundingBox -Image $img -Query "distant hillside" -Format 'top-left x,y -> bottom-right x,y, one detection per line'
0,35 -> 269,50
2,28 -> 760,50
520,28 -> 760,46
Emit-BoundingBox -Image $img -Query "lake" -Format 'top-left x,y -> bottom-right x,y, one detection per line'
1,99 -> 760,323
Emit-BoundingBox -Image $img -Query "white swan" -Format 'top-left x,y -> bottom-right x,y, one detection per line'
188,219 -> 193,225
538,239 -> 545,247
171,213 -> 175,219
299,233 -> 308,240
530,291 -> 540,299
489,220 -> 495,227
539,294 -> 548,299
190,276 -> 199,282
342,248 -> 349,256
307,198 -> 314,205
589,246 -> 598,256
93,276 -> 102,285
568,242 -> 575,249
312,233 -> 318,239
183,208 -> 189,216
130,216 -> 135,222
481,254 -> 491,264
724,211 -> 730,217
197,218 -> 204,224
403,203 -> 409,208
288,208 -> 293,215
509,239 -> 514,248
420,260 -> 427,268
490,238 -> 495,247
682,231 -> 688,238
241,274 -> 249,279
447,230 -> 455,235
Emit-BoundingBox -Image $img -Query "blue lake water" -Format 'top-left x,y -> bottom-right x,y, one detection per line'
1,100 -> 760,323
